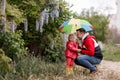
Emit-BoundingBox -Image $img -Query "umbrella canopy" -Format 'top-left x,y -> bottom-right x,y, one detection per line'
59,18 -> 93,33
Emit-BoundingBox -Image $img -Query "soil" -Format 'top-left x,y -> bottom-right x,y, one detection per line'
93,60 -> 120,80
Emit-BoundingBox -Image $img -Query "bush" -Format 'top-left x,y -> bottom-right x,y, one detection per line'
0,31 -> 27,62
0,49 -> 12,76
43,33 -> 64,63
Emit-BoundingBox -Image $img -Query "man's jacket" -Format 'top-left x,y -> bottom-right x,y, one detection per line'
81,33 -> 103,60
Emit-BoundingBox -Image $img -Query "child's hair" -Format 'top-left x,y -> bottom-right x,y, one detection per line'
68,34 -> 74,41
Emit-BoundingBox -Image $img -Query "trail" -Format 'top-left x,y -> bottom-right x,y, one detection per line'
28,60 -> 120,80
92,60 -> 120,80
54,60 -> 120,80
101,60 -> 120,74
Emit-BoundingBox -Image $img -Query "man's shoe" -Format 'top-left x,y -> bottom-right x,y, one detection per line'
90,69 -> 97,74
90,66 -> 97,74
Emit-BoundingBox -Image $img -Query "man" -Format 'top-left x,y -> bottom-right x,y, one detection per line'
75,28 -> 103,73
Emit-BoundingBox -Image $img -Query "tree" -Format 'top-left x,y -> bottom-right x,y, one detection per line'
77,9 -> 109,41
5,0 -> 72,62
0,0 -> 6,32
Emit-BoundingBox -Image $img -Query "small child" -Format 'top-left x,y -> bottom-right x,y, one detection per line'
65,33 -> 81,75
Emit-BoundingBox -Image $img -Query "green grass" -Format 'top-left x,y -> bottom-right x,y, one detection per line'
0,56 -> 95,80
102,43 -> 120,61
1,56 -> 65,80
1,55 -> 119,80
1,43 -> 120,80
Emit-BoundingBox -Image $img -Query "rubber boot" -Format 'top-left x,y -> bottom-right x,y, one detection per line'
66,67 -> 71,76
70,67 -> 74,75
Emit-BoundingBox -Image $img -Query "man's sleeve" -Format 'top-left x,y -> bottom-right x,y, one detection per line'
81,39 -> 94,56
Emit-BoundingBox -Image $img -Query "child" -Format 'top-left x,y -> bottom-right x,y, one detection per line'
65,34 -> 81,75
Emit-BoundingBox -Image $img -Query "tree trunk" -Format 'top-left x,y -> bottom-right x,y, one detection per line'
62,33 -> 67,50
50,40 -> 54,49
24,16 -> 28,32
36,19 -> 39,31
0,0 -> 6,32
11,20 -> 16,32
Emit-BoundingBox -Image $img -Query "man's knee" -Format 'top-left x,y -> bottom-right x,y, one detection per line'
77,57 -> 86,64
74,56 -> 88,65
74,58 -> 79,65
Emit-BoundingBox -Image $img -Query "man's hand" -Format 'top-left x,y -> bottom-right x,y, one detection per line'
77,49 -> 81,52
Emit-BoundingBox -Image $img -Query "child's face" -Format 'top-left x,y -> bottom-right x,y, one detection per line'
72,36 -> 77,42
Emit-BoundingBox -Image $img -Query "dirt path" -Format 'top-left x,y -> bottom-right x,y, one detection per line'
28,60 -> 120,80
101,60 -> 120,74
93,60 -> 120,80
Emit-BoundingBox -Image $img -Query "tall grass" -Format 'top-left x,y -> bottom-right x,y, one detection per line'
103,43 -> 120,61
0,55 -> 96,80
1,56 -> 65,80
1,43 -> 120,80
0,55 -> 120,80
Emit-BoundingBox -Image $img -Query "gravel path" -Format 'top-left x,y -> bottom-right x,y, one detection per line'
101,60 -> 120,74
93,60 -> 120,80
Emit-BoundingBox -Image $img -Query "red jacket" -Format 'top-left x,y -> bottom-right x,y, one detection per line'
80,33 -> 103,59
65,41 -> 78,59
81,35 -> 96,56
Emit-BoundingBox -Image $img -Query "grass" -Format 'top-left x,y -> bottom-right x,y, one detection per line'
0,55 -> 119,80
0,56 -> 66,80
0,56 -> 96,80
1,60 -> 94,80
0,43 -> 120,80
102,43 -> 120,61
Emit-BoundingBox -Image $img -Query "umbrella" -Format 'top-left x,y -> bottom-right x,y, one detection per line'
59,18 -> 93,33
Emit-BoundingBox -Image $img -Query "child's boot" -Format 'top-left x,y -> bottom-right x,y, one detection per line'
66,67 -> 71,76
70,67 -> 74,75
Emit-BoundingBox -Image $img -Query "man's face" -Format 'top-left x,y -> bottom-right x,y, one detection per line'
76,31 -> 83,40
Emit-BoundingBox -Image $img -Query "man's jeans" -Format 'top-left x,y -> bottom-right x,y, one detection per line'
74,55 -> 102,71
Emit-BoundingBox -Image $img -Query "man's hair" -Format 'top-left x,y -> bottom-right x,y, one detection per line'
76,28 -> 86,33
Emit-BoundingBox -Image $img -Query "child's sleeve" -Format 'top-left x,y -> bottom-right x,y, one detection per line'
67,42 -> 78,52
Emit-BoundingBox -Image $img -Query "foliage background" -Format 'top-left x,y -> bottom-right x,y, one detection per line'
1,0 -> 119,79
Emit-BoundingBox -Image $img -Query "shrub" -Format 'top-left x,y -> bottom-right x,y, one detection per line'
0,31 -> 27,62
0,49 -> 12,76
43,33 -> 64,63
